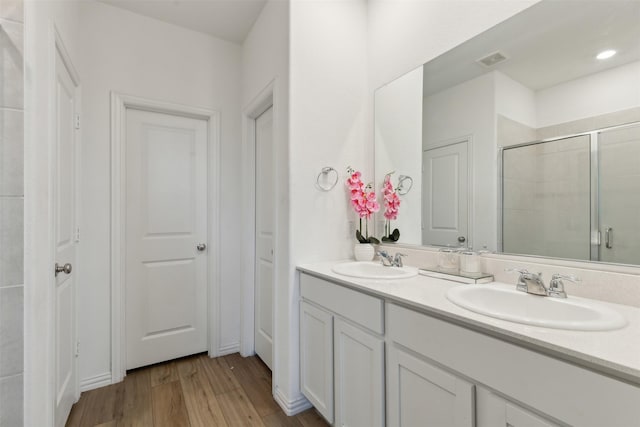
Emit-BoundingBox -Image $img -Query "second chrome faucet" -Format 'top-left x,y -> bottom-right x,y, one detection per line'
506,268 -> 580,298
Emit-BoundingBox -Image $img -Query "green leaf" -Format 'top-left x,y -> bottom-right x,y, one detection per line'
381,236 -> 391,242
355,229 -> 367,243
391,228 -> 400,241
368,237 -> 380,244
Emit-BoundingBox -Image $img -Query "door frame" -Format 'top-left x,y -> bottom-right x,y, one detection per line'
240,81 -> 276,358
110,93 -> 220,382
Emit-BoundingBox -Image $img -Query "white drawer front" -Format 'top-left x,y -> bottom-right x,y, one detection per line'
300,273 -> 384,334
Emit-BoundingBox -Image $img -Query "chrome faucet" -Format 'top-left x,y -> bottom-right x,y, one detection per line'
506,268 -> 547,296
377,250 -> 407,267
505,268 -> 580,298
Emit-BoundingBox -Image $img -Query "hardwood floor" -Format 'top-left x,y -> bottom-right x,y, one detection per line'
66,353 -> 329,427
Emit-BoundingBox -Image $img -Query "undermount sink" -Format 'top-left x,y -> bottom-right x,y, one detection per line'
446,283 -> 627,331
332,261 -> 419,280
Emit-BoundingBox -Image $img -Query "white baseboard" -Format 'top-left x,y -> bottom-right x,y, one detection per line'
218,341 -> 240,356
274,387 -> 312,416
80,372 -> 112,392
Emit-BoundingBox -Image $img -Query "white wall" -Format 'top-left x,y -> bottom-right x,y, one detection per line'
536,60 -> 640,128
423,72 -> 497,250
288,0 -> 369,411
374,66 -> 423,244
24,1 -> 82,425
240,0 -> 291,410
368,0 -> 539,91
76,1 -> 242,387
495,71 -> 537,128
0,0 -> 24,425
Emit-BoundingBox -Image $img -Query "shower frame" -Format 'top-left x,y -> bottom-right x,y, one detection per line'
497,120 -> 640,263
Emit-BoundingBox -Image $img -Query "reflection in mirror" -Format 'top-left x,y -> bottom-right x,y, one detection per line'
502,123 -> 640,265
374,0 -> 640,266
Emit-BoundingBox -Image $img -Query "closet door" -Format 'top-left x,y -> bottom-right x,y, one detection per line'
598,123 -> 640,264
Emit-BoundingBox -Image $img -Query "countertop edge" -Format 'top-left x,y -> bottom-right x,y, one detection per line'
296,265 -> 640,386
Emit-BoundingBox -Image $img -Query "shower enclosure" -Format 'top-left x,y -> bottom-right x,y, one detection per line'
500,122 -> 640,265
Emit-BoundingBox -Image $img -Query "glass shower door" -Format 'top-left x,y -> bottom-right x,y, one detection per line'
502,135 -> 591,260
598,123 -> 640,264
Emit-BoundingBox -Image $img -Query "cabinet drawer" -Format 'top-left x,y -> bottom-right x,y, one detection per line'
300,273 -> 384,334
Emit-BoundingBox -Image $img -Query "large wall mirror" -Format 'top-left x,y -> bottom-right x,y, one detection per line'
374,0 -> 640,266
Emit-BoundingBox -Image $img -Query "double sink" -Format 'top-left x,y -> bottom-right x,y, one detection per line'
331,261 -> 627,332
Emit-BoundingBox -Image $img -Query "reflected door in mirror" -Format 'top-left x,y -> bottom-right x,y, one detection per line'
422,141 -> 468,247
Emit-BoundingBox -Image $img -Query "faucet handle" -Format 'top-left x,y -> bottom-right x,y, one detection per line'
377,250 -> 389,257
393,253 -> 407,267
548,274 -> 580,298
551,273 -> 581,283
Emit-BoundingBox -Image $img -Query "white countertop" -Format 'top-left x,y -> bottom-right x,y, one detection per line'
298,261 -> 640,385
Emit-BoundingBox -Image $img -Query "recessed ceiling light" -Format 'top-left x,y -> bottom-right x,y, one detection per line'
596,50 -> 617,60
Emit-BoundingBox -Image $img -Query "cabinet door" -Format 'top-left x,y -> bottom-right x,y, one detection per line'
387,344 -> 475,427
300,301 -> 334,423
477,387 -> 559,427
505,403 -> 558,427
334,318 -> 385,427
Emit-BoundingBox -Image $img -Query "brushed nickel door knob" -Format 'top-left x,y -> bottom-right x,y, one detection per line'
55,263 -> 73,277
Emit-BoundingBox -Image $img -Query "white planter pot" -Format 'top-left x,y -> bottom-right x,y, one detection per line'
354,243 -> 375,261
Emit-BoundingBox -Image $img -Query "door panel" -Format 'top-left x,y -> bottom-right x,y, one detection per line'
255,106 -> 274,369
599,124 -> 640,264
125,109 -> 208,370
422,141 -> 468,247
54,50 -> 78,427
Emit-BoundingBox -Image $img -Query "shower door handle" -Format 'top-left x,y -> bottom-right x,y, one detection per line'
605,227 -> 613,249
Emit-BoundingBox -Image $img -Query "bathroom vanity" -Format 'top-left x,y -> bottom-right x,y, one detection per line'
297,263 -> 640,427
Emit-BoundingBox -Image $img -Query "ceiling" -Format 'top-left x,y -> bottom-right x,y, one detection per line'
99,0 -> 267,44
422,0 -> 640,96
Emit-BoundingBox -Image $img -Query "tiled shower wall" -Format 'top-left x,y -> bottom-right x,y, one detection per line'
0,0 -> 24,425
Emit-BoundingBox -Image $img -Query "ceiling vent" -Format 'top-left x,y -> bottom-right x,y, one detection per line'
476,51 -> 509,68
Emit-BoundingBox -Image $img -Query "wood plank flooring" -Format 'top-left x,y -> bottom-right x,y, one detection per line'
66,353 -> 329,427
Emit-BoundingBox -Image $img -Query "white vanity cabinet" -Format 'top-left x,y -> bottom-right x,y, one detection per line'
300,273 -> 385,426
387,302 -> 640,427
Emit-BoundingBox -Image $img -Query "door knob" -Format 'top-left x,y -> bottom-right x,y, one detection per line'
197,243 -> 207,252
55,263 -> 72,277
458,236 -> 466,243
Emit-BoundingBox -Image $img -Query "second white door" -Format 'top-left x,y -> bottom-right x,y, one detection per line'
125,109 -> 208,370
255,106 -> 274,370
422,141 -> 469,247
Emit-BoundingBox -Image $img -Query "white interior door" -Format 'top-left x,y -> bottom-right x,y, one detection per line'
422,141 -> 469,247
125,109 -> 208,370
254,106 -> 274,370
598,124 -> 640,264
54,49 -> 79,427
